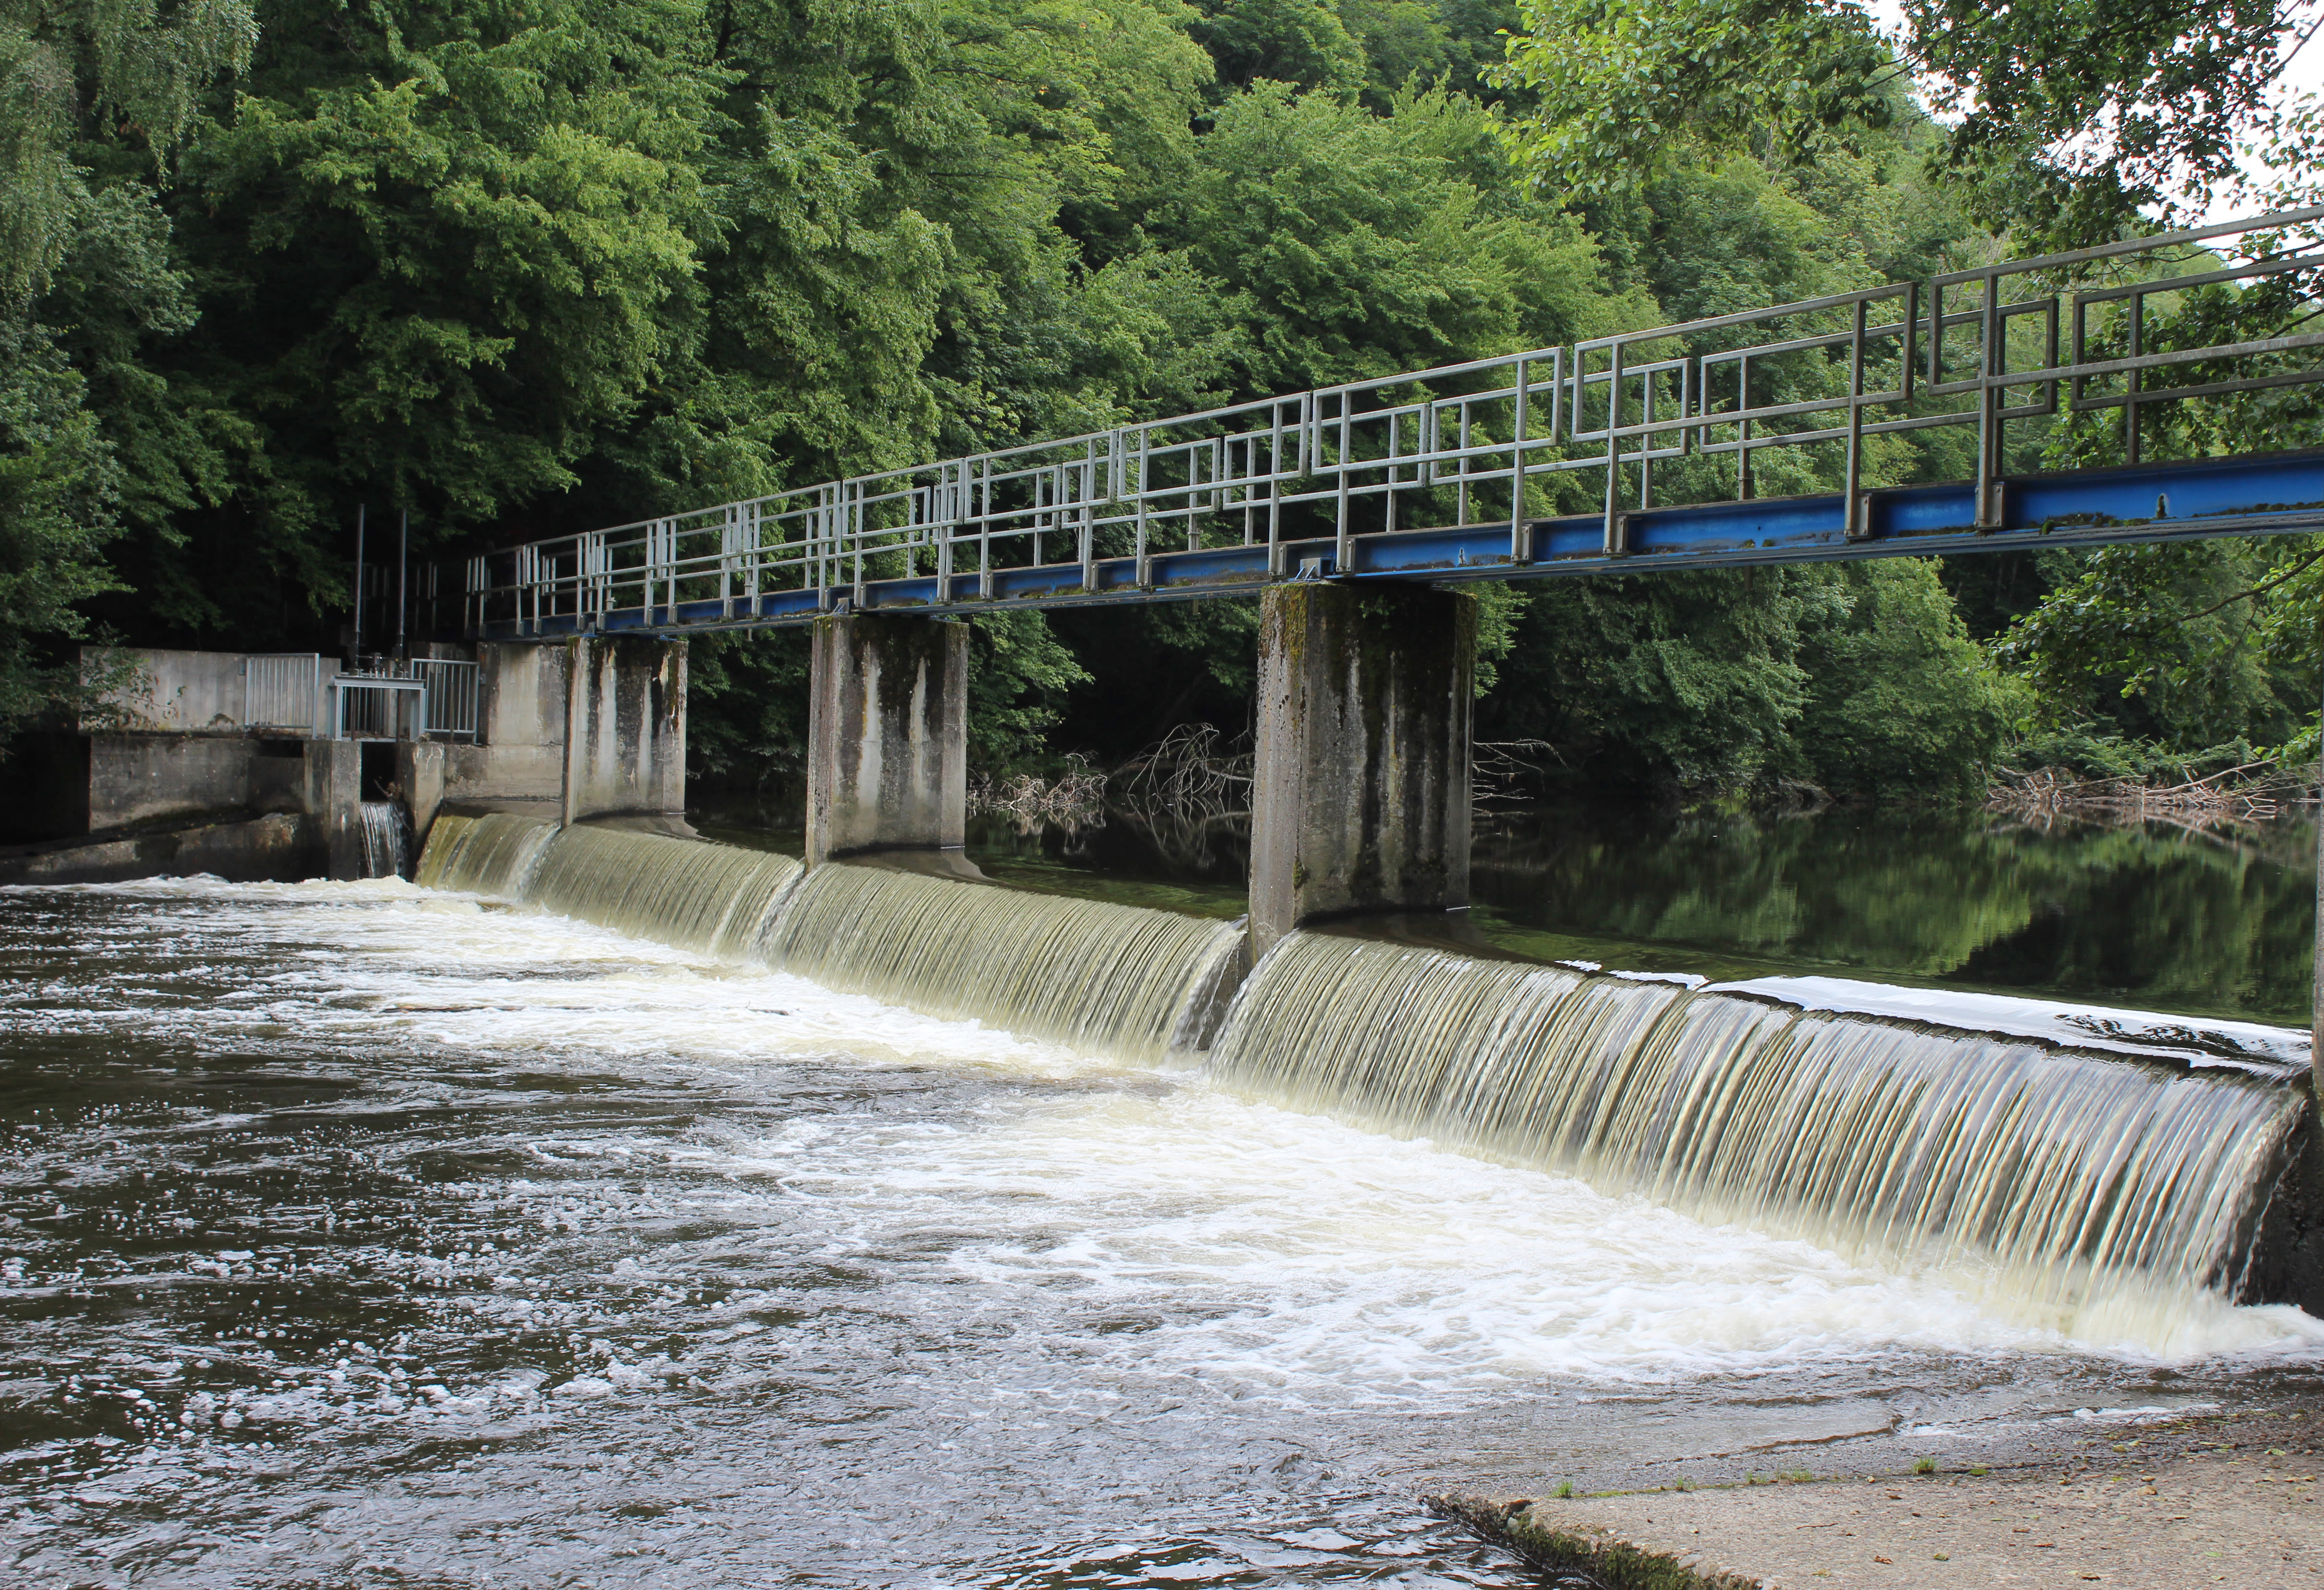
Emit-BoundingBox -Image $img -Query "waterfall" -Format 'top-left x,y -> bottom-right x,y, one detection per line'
414,813 -> 561,898
417,814 -> 801,960
357,802 -> 412,879
1208,933 -> 2307,1318
411,818 -> 1243,1060
763,862 -> 1246,1064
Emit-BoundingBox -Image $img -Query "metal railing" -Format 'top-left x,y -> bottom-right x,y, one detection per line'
410,658 -> 479,739
456,208 -> 2324,634
243,654 -> 331,734
330,675 -> 427,740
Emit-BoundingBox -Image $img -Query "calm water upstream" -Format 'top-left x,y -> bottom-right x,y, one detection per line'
4,806 -> 2324,1587
926,801 -> 2324,1027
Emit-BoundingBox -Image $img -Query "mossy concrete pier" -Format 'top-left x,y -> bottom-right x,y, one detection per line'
1248,583 -> 1476,960
805,612 -> 970,866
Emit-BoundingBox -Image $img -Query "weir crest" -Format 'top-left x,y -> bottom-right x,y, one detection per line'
412,814 -> 2311,1325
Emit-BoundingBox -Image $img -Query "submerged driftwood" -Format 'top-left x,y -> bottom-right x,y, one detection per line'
1985,760 -> 2312,828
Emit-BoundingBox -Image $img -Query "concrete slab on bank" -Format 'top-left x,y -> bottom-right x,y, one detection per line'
1432,1409 -> 2322,1588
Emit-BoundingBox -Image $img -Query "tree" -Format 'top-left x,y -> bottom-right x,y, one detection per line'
1497,0 -> 2316,249
0,0 -> 256,296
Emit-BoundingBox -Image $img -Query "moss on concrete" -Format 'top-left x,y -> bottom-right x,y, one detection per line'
1426,1492 -> 1760,1590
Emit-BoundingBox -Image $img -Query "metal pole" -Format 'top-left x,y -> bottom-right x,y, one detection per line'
353,505 -> 365,662
397,509 -> 408,661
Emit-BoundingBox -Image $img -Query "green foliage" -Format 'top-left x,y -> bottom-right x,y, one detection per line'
1492,0 -> 1893,201
685,626 -> 809,785
1485,566 -> 1824,794
7,0 -> 2308,796
1995,538 -> 2319,753
1903,0 -> 2300,246
0,316 -> 126,741
1482,560 -> 2008,799
1173,83 -> 1615,392
967,611 -> 1091,765
1499,0 -> 2305,248
0,0 -> 256,294
1795,560 -> 2013,800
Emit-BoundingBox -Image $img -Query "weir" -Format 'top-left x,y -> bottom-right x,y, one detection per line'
408,816 -> 2321,1319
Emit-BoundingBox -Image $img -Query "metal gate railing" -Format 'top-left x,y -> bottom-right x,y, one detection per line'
243,654 -> 329,735
410,659 -> 480,739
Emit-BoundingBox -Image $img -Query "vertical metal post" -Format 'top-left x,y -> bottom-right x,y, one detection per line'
1844,298 -> 1868,540
1333,391 -> 1354,571
1458,404 -> 1471,525
1976,270 -> 2003,529
1383,409 -> 1399,536
353,505 -> 366,662
1079,448 -> 1096,591
1602,343 -> 1625,554
1510,358 -> 1531,564
1267,404 -> 1285,575
2126,292 -> 2144,466
977,458 -> 994,602
396,509 -> 408,658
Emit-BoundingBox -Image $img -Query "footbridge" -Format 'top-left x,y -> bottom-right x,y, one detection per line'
438,209 -> 2324,986
455,210 -> 2324,638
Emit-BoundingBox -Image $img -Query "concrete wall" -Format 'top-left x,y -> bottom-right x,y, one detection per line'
91,648 -> 250,734
89,736 -> 276,831
1248,583 -> 1475,958
565,636 -> 688,822
806,615 -> 968,864
12,638 -> 676,874
0,813 -> 326,887
441,641 -> 567,818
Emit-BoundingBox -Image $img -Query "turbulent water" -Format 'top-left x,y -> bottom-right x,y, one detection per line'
355,801 -> 411,881
424,814 -> 1244,1064
1210,935 -> 2307,1341
4,831 -> 2324,1585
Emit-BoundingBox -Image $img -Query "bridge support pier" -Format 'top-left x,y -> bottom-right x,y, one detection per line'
806,613 -> 969,866
1249,583 -> 1474,962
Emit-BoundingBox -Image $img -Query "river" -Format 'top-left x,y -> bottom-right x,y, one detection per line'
4,802 -> 2324,1586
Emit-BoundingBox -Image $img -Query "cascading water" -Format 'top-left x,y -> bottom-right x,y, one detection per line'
419,814 -> 802,960
413,811 -> 560,897
1207,932 -> 2309,1330
356,801 -> 412,879
408,816 -> 2310,1324
763,861 -> 1246,1063
412,817 -> 1245,1062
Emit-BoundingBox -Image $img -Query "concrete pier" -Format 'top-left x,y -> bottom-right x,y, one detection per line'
560,636 -> 688,826
806,614 -> 969,866
1248,584 -> 1474,960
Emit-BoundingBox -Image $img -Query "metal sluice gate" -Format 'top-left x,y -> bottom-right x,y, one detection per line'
451,208 -> 2324,640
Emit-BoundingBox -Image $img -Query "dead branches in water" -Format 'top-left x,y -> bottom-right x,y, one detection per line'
1113,724 -> 1251,867
1986,760 -> 2306,828
970,755 -> 1107,833
1473,739 -> 1561,810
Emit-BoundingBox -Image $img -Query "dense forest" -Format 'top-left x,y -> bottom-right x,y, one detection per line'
4,0 -> 2323,805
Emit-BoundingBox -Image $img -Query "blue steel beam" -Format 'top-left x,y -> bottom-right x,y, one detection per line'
478,447 -> 2324,640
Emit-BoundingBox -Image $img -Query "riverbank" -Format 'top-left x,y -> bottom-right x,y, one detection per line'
1431,1406 -> 2322,1587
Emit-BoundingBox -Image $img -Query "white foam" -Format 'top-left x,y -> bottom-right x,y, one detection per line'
25,874 -> 2324,1385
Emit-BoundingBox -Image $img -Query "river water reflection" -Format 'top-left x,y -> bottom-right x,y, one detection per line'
929,802 -> 2321,1028
3,818 -> 2322,1586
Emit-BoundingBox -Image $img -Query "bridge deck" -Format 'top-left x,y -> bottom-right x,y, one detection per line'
472,448 -> 2324,639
